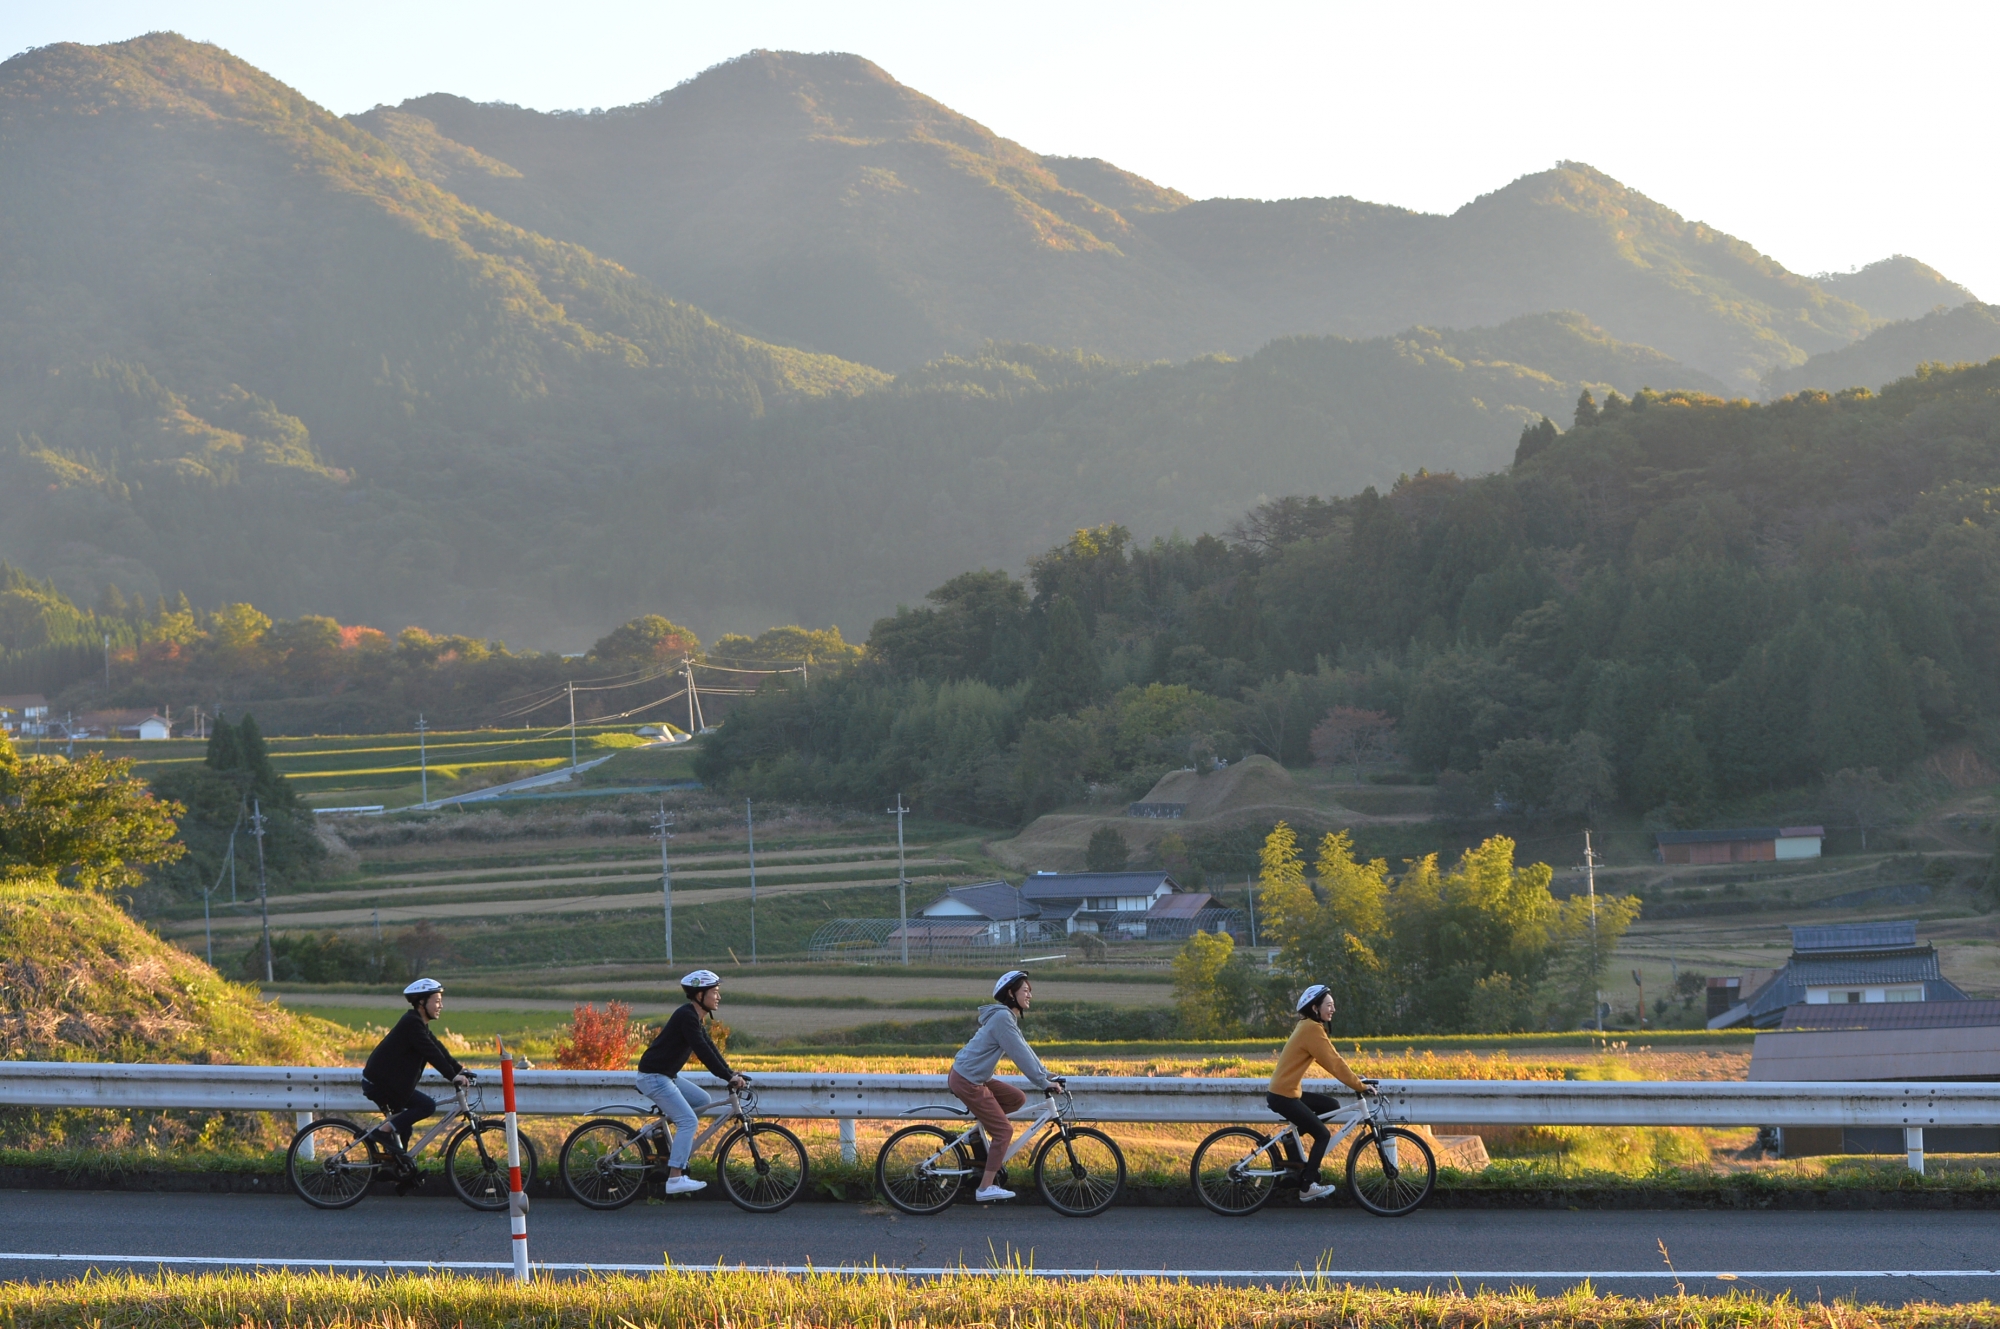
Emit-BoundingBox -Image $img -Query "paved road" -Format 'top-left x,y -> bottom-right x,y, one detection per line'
3,1191 -> 1996,1305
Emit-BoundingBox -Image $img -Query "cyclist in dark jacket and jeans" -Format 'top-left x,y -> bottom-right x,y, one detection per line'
636,969 -> 748,1195
361,978 -> 471,1189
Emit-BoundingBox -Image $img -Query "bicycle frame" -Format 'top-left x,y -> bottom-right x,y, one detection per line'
1232,1093 -> 1400,1176
899,1090 -> 1074,1177
317,1083 -> 476,1167
589,1085 -> 754,1166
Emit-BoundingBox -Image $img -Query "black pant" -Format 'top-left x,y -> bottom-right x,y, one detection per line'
363,1082 -> 436,1153
1266,1091 -> 1339,1183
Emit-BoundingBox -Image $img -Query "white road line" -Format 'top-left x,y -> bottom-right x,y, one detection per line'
1,1254 -> 1997,1279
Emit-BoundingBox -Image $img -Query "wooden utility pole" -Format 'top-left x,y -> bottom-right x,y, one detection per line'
653,802 -> 675,964
746,799 -> 758,964
888,794 -> 910,965
416,713 -> 429,805
251,799 -> 274,983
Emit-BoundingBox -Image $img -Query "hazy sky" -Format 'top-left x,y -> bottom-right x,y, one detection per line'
6,1 -> 1993,300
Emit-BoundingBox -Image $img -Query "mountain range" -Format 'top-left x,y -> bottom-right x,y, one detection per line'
0,34 -> 1985,648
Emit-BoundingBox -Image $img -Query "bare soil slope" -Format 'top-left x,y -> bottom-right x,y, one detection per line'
989,756 -> 1369,871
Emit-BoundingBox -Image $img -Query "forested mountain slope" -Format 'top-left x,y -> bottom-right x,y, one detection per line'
0,34 -> 881,636
1814,255 -> 1978,322
1766,303 -> 2000,396
367,52 -> 1893,388
703,359 -> 2000,829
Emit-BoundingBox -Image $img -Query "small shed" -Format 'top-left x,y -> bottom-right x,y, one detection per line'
1655,825 -> 1824,864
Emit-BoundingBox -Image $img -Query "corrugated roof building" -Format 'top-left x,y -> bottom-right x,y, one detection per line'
1710,920 -> 1969,1029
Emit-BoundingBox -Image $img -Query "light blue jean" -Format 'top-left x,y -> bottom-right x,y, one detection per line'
635,1072 -> 713,1169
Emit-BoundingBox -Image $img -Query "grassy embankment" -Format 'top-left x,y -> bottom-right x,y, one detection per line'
0,1268 -> 1993,1327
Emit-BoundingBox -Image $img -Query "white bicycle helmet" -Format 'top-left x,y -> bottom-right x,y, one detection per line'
994,969 -> 1031,1001
1295,983 -> 1332,1015
680,969 -> 721,999
404,977 -> 443,1007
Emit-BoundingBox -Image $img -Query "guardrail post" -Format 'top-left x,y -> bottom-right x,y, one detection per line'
498,1041 -> 530,1282
295,1111 -> 314,1160
1905,1126 -> 1925,1174
839,1118 -> 857,1164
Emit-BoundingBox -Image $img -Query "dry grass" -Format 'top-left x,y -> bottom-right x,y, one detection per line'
0,1268 -> 1989,1328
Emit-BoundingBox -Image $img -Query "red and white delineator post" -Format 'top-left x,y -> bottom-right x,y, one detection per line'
497,1039 -> 530,1282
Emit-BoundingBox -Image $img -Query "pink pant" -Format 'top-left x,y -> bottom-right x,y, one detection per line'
948,1069 -> 1025,1176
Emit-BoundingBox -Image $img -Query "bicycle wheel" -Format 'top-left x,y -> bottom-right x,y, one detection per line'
287,1118 -> 381,1209
445,1120 -> 541,1212
716,1122 -> 809,1213
1346,1125 -> 1436,1217
1034,1126 -> 1125,1217
1190,1126 -> 1285,1216
560,1118 -> 658,1210
875,1124 -> 972,1215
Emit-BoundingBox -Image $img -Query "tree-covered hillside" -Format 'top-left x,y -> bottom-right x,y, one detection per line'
1813,255 -> 1977,322
1766,303 -> 2000,396
368,53 -> 1891,387
0,34 -> 881,639
700,359 -> 2000,828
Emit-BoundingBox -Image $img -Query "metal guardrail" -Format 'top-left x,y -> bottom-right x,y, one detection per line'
3,1063 -> 1990,1170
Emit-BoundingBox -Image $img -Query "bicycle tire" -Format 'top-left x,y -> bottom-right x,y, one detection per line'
287,1118 -> 380,1210
716,1122 -> 809,1213
1190,1126 -> 1285,1216
560,1118 -> 657,1210
1034,1125 -> 1125,1217
445,1120 -> 541,1212
874,1124 -> 971,1215
1346,1125 -> 1436,1217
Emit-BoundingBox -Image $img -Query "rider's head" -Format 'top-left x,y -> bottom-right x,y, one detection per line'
1295,983 -> 1334,1023
680,969 -> 722,1010
404,977 -> 443,1019
994,969 -> 1031,1012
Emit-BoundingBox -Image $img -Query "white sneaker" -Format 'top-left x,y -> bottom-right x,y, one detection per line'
1299,1182 -> 1336,1202
662,1175 -> 706,1195
974,1185 -> 1016,1202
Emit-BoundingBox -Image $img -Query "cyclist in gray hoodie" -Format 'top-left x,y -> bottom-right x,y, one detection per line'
949,969 -> 1065,1202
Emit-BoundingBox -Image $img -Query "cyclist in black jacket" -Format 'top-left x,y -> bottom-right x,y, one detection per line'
361,978 -> 471,1190
636,969 -> 747,1195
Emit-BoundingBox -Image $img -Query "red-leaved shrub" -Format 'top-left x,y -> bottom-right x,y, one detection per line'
554,1001 -> 639,1069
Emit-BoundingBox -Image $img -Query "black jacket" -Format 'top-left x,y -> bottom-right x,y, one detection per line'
637,1003 -> 734,1080
362,1009 -> 465,1096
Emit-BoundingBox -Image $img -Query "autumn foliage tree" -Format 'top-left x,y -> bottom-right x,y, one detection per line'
1309,708 -> 1398,780
554,1001 -> 641,1069
0,735 -> 183,890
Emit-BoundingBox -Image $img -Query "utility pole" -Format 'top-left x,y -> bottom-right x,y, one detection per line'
567,682 -> 578,771
228,825 -> 238,904
1247,869 -> 1258,948
1583,830 -> 1603,1034
251,799 -> 274,984
103,633 -> 110,692
653,802 -> 675,964
416,713 -> 429,805
746,798 -> 758,964
1633,968 -> 1647,1029
888,793 -> 910,965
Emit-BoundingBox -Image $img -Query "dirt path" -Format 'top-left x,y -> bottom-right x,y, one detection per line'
365,844 -> 909,884
171,875 -> 922,935
265,858 -> 957,908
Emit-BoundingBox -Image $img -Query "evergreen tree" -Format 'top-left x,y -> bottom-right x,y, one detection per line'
1635,711 -> 1713,823
1084,825 -> 1128,872
204,713 -> 243,773
1513,414 -> 1560,466
1572,389 -> 1600,429
1024,596 -> 1100,718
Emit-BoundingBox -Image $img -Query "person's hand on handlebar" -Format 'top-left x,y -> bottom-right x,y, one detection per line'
729,1073 -> 750,1090
1046,1076 -> 1068,1093
453,1072 -> 474,1088
1356,1077 -> 1379,1096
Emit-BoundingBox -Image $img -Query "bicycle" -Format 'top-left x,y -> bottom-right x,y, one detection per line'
1190,1079 -> 1436,1217
558,1081 -> 808,1213
874,1085 -> 1126,1217
287,1075 -> 540,1212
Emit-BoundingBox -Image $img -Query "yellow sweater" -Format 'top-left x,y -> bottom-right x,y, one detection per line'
1268,1019 -> 1365,1098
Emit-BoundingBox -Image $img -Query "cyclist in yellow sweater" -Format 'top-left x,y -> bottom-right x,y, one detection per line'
1267,983 -> 1372,1202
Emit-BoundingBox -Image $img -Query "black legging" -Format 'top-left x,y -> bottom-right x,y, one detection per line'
1266,1090 -> 1339,1183
362,1081 -> 436,1153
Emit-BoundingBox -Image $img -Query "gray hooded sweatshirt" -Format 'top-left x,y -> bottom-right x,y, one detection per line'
951,1003 -> 1053,1090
